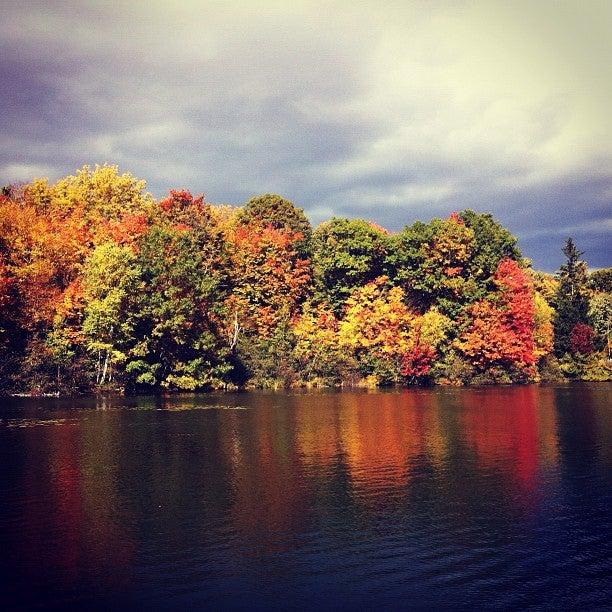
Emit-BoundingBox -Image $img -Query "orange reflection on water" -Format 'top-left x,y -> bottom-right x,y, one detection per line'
226,401 -> 309,554
336,393 -> 431,497
226,387 -> 564,547
227,390 -> 455,547
295,391 -> 449,481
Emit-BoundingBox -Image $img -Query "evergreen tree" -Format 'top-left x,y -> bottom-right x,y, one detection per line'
554,238 -> 590,355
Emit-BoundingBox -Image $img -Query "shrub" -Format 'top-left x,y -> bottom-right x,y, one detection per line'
538,355 -> 565,383
569,323 -> 595,355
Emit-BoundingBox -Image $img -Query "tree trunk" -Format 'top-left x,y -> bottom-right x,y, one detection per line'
101,351 -> 110,385
96,348 -> 101,385
230,311 -> 240,350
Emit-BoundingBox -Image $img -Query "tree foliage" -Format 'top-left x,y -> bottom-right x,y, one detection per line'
312,218 -> 388,313
387,213 -> 495,317
553,238 -> 590,356
455,259 -> 536,373
589,267 -> 612,293
588,292 -> 611,357
338,277 -> 412,383
226,223 -> 311,337
237,193 -> 311,237
569,323 -> 594,355
0,166 -> 607,393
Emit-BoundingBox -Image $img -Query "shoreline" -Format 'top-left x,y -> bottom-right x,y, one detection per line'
5,378 -> 610,399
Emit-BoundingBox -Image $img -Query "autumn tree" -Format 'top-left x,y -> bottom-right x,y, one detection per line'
400,344 -> 436,383
2,164 -> 606,393
531,271 -> 558,303
0,250 -> 20,389
338,277 -> 412,383
82,242 -> 140,386
569,323 -> 594,355
292,302 -> 356,385
237,193 -> 311,253
387,214 -> 478,317
157,189 -> 214,229
412,307 -> 453,350
494,259 -> 536,364
533,292 -> 554,360
456,259 -> 536,377
226,224 -> 311,338
33,164 -> 153,220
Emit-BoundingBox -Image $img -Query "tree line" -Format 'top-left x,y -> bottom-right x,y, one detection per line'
0,165 -> 609,394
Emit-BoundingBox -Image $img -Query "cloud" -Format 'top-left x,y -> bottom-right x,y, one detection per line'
0,0 -> 610,270
0,163 -> 58,183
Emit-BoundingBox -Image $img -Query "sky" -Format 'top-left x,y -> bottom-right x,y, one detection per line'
0,1 -> 610,270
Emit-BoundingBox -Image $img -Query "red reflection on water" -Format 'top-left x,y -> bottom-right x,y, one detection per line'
459,386 -> 559,504
17,423 -> 85,588
14,419 -> 134,593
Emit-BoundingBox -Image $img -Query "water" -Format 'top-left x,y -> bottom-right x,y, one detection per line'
0,385 -> 610,610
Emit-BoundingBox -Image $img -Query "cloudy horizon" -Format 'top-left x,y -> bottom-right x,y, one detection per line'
1,0 -> 610,270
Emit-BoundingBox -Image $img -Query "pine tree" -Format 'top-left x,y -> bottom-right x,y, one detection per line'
554,238 -> 590,355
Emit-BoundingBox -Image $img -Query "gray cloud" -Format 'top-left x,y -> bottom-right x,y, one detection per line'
0,0 -> 610,270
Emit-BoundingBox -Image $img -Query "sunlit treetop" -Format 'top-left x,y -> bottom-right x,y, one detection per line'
25,165 -> 154,221
237,194 -> 311,236
312,217 -> 389,313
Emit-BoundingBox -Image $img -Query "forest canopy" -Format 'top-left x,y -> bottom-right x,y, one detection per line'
0,165 -> 609,394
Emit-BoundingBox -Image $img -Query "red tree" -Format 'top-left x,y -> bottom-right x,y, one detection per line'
569,323 -> 594,355
457,259 -> 536,369
494,258 -> 536,365
159,190 -> 211,229
401,343 -> 436,382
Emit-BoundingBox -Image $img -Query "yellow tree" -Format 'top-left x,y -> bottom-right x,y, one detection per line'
339,277 -> 413,383
41,164 -> 153,220
533,292 -> 554,359
292,303 -> 355,385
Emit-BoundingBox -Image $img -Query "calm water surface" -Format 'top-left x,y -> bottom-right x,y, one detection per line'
0,385 -> 610,610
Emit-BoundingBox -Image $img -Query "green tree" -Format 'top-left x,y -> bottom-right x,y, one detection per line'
459,210 -> 522,283
589,268 -> 612,293
236,193 -> 312,256
553,238 -> 590,355
124,222 -> 231,390
589,292 -> 611,358
312,218 -> 388,313
236,319 -> 297,389
386,214 -> 478,317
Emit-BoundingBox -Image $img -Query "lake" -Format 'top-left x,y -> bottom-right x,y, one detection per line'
0,385 -> 610,610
